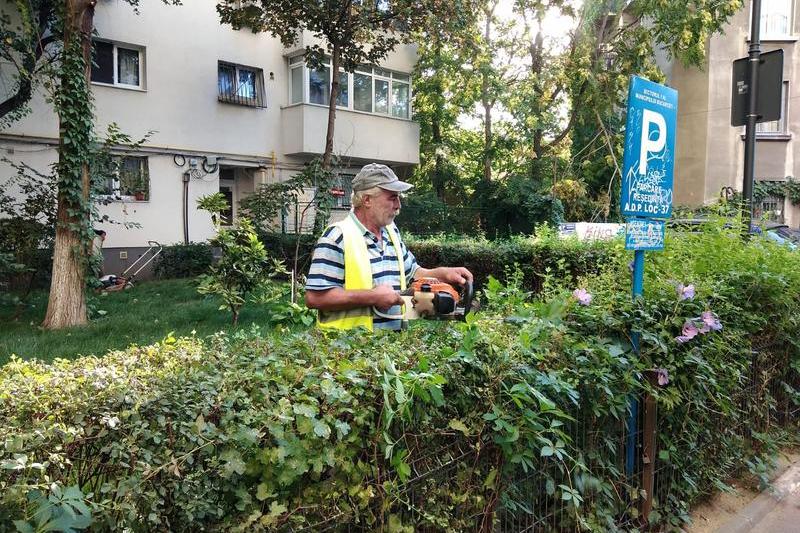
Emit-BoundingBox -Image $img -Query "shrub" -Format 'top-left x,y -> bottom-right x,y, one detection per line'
1,221 -> 798,531
261,227 -> 614,296
394,192 -> 481,235
153,243 -> 214,279
405,228 -> 614,294
197,219 -> 286,325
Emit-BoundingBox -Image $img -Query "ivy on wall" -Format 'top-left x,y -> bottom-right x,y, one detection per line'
754,178 -> 800,205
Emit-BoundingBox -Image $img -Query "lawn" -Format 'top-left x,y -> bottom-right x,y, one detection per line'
0,278 -> 290,364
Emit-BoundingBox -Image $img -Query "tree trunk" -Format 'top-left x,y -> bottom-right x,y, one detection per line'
431,35 -> 446,200
481,11 -> 493,183
42,0 -> 96,330
530,28 -> 543,180
322,43 -> 341,170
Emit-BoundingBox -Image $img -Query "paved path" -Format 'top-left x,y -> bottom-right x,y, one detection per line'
716,456 -> 800,533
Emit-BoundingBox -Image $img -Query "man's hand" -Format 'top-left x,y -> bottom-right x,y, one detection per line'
371,284 -> 403,311
438,266 -> 473,286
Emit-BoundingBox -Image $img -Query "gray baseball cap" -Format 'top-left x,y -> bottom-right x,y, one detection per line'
351,163 -> 413,192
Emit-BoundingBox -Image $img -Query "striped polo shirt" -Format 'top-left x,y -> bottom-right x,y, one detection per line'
306,212 -> 419,330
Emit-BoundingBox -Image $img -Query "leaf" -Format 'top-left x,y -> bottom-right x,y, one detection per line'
194,414 -> 206,433
540,446 -> 554,457
448,419 -> 470,435
13,521 -> 34,533
429,385 -> 444,406
256,483 -> 273,501
394,377 -> 406,404
608,343 -> 624,357
313,420 -> 331,439
220,449 -> 246,477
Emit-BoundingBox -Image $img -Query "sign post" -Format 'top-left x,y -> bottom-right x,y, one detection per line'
620,75 -> 677,523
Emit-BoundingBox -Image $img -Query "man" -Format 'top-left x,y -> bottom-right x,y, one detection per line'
305,163 -> 472,331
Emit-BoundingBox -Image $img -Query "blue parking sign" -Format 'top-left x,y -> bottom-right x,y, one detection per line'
621,76 -> 678,219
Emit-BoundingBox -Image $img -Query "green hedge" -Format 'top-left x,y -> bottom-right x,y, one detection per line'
2,222 -> 798,531
152,243 -> 214,280
405,231 -> 613,293
261,229 -> 613,293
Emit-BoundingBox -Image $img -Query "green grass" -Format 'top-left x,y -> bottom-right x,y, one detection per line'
0,278 -> 285,364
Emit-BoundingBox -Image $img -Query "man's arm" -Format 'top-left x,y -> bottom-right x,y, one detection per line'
305,285 -> 403,312
415,266 -> 473,286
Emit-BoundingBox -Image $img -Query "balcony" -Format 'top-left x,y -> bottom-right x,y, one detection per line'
281,104 -> 420,165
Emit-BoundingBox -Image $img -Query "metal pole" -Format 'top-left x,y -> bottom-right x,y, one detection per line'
743,0 -> 763,236
626,250 -> 645,478
182,172 -> 190,244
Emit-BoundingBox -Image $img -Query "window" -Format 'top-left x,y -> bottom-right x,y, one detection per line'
218,61 -> 266,107
91,40 -> 143,89
288,58 -> 411,118
309,64 -> 330,105
100,156 -> 149,201
290,56 -> 304,104
760,0 -> 793,38
354,71 -> 372,112
757,81 -> 789,135
754,190 -> 784,222
336,71 -> 349,107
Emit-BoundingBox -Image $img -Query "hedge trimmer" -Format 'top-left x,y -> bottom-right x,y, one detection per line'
399,278 -> 474,321
372,278 -> 475,326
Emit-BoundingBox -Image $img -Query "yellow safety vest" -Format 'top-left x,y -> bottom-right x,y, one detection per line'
317,215 -> 406,331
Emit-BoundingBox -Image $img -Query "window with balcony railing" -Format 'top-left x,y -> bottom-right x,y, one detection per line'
289,57 -> 412,119
218,61 -> 266,108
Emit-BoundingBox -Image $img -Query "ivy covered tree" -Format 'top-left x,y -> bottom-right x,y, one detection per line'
0,0 -> 178,329
217,0 -> 459,170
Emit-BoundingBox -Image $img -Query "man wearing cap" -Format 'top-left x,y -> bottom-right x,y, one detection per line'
305,163 -> 473,331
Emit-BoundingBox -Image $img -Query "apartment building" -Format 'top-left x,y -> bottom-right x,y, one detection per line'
0,0 -> 420,273
665,0 -> 800,227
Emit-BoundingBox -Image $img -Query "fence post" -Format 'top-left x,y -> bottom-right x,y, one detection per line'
640,371 -> 658,526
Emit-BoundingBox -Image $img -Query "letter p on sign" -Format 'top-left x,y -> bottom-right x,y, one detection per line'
638,109 -> 666,176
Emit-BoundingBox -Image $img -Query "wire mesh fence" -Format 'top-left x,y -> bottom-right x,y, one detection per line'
275,335 -> 796,532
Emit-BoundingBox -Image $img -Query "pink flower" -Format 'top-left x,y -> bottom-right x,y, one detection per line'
654,368 -> 670,386
675,321 -> 699,343
677,283 -> 695,301
572,288 -> 592,306
701,311 -> 722,331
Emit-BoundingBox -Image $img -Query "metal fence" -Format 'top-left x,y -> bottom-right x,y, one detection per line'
278,336 -> 797,532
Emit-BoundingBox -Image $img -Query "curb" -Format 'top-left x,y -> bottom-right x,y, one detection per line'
714,455 -> 800,533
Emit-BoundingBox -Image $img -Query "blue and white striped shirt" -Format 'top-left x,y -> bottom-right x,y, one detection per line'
306,212 -> 419,330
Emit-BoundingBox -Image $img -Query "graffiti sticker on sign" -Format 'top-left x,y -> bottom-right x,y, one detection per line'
621,76 -> 678,219
625,219 -> 665,251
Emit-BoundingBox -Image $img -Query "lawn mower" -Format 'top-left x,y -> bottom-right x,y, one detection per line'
99,241 -> 162,292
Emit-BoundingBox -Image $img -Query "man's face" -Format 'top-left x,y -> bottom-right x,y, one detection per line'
367,189 -> 401,228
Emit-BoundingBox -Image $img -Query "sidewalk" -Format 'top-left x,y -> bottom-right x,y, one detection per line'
686,451 -> 800,533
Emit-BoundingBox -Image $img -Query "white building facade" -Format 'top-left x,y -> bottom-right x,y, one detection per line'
0,0 -> 420,273
665,0 -> 800,227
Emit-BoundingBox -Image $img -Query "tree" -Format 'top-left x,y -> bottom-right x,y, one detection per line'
0,1 -> 58,125
197,193 -> 286,326
563,0 -> 743,219
1,0 -> 177,329
411,0 -> 479,200
217,0 -> 456,170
